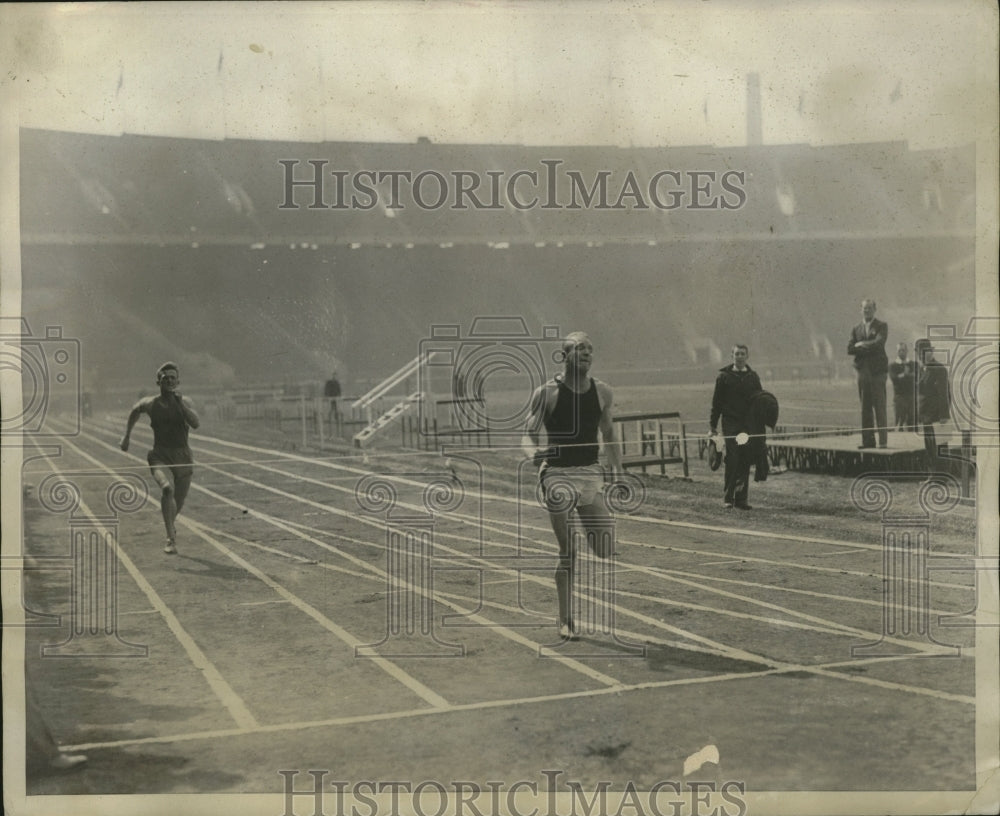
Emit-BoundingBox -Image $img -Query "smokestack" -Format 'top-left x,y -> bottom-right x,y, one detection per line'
747,72 -> 762,146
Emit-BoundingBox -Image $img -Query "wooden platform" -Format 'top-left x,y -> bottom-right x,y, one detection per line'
767,431 -> 929,476
764,428 -> 982,497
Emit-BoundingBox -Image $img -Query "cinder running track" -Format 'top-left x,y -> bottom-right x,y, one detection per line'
18,416 -> 978,800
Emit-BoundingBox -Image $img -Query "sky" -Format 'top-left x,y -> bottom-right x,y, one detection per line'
2,0 -> 991,150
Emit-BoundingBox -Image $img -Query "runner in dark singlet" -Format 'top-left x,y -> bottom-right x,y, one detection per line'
544,377 -> 602,467
523,332 -> 623,640
121,362 -> 200,554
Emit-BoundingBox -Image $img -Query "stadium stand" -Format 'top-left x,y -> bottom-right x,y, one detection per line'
19,129 -> 975,388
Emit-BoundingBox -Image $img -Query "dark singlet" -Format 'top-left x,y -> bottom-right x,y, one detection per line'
149,396 -> 190,451
543,379 -> 601,467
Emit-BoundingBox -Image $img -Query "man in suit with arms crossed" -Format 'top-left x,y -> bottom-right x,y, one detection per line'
847,298 -> 889,449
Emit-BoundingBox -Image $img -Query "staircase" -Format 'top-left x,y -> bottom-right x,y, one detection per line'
353,392 -> 424,447
352,350 -> 448,447
353,355 -> 425,417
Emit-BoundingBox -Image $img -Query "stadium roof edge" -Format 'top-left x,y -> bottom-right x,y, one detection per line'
18,126 -> 975,155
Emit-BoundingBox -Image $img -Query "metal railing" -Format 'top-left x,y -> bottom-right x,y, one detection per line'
614,411 -> 689,478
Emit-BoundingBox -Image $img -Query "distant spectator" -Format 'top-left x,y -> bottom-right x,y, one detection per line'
847,298 -> 889,449
888,342 -> 917,432
915,339 -> 951,462
747,390 -> 780,483
324,372 -> 342,427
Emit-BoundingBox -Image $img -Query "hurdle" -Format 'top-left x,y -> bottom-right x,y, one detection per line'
614,411 -> 689,478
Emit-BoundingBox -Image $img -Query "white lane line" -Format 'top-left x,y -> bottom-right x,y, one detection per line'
75,422 -> 971,669
69,423 -> 976,701
432,589 -> 753,662
182,428 -> 974,559
201,530 -> 322,566
184,484 -> 964,685
82,426 -> 937,665
56,429 -> 515,712
73,426 -> 623,691
28,440 -> 260,731
62,648 -> 974,753
180,442 -> 984,683
190,480 -> 387,575
617,512 -> 973,559
617,570 -> 953,656
441,508 -> 975,592
202,524 -> 370,575
624,537 -> 973,591
183,467 -> 624,684
181,519 -> 452,709
657,566 -> 965,617
63,668 -> 783,752
208,465 -> 771,668
183,444 -> 968,672
204,509 -> 385,581
183,509 -> 622,689
804,665 -> 975,704
188,440 -> 928,600
439,508 -> 976,590
163,515 -> 742,667
426,515 -> 975,619
84,420 -> 974,591
136,509 -> 946,656
196,437 -> 979,594
403,516 -> 960,655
